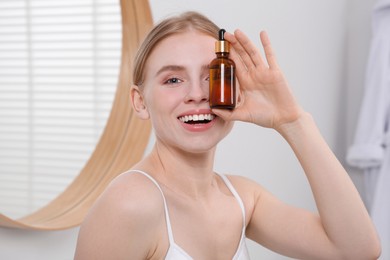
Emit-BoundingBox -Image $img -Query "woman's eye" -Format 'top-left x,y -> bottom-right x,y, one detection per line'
165,77 -> 182,84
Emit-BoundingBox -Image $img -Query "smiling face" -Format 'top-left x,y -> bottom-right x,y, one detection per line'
133,30 -> 234,154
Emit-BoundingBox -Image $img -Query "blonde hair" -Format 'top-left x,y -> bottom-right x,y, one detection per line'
132,11 -> 220,86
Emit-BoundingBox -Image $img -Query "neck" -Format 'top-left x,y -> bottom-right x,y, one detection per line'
146,142 -> 217,199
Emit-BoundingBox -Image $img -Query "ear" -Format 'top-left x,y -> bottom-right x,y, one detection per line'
130,85 -> 150,120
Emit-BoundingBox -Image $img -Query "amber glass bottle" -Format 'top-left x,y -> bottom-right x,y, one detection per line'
209,29 -> 236,110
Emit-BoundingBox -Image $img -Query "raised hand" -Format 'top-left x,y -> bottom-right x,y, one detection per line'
212,30 -> 303,131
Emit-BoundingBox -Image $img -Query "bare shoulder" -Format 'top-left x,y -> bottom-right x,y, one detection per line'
89,170 -> 165,225
101,170 -> 165,215
223,174 -> 265,197
222,174 -> 266,224
74,170 -> 166,259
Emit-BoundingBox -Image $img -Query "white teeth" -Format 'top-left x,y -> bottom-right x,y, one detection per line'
179,114 -> 215,123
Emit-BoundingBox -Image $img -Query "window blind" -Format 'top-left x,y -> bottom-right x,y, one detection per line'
0,0 -> 121,218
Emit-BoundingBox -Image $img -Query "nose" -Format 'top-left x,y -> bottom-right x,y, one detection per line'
184,79 -> 209,104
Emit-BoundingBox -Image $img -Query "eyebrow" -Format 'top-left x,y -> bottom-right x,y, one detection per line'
155,64 -> 210,76
155,65 -> 185,76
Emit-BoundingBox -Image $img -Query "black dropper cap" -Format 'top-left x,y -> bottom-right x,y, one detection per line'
219,29 -> 226,40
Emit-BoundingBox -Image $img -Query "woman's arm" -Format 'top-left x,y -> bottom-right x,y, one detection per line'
215,30 -> 381,259
250,113 -> 380,259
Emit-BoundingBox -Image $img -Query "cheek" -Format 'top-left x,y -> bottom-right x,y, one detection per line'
148,87 -> 184,110
144,88 -> 182,127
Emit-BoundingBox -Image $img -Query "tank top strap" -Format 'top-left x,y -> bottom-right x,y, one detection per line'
216,173 -> 246,229
128,170 -> 175,244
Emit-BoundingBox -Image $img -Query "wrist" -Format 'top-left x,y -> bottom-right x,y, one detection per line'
275,111 -> 314,140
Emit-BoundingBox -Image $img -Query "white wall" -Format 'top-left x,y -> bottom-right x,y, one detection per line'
0,0 -> 376,259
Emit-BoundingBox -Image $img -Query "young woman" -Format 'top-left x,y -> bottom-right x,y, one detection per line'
74,12 -> 381,259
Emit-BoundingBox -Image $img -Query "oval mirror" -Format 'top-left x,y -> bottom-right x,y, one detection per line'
0,0 -> 152,230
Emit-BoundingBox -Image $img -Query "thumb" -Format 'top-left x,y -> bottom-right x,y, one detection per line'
212,108 -> 236,122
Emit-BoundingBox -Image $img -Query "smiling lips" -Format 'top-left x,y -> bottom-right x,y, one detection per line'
178,114 -> 215,124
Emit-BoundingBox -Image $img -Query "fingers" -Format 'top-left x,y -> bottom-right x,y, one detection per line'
225,30 -> 265,70
225,29 -> 279,70
260,31 -> 279,69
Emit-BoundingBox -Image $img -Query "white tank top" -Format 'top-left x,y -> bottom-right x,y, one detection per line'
130,170 -> 250,260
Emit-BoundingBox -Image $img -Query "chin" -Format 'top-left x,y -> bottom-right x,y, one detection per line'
174,139 -> 218,155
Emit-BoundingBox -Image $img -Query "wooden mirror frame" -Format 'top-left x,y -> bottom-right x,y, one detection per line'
0,0 -> 153,230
